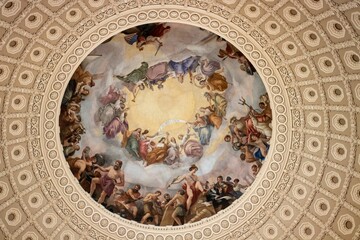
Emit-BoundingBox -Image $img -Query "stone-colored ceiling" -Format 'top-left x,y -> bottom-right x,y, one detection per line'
0,0 -> 359,239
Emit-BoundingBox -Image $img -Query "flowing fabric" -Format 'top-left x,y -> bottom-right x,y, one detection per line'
253,143 -> 270,161
139,138 -> 149,160
145,145 -> 169,166
147,24 -> 170,38
99,86 -> 122,105
207,73 -> 228,92
183,139 -> 203,158
194,124 -> 213,145
95,104 -> 117,127
146,62 -> 169,84
244,117 -> 261,139
100,174 -> 115,196
168,56 -> 200,75
164,142 -> 180,165
126,132 -> 140,158
200,60 -> 221,76
193,115 -> 213,145
124,33 -> 138,45
103,117 -> 128,139
182,182 -> 201,208
212,93 -> 227,117
208,113 -> 222,129
115,62 -> 149,84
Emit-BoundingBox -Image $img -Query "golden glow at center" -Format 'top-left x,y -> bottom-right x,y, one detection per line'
126,77 -> 208,137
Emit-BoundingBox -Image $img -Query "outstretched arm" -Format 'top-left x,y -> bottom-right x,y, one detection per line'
128,190 -> 142,200
94,165 -> 111,172
167,175 -> 186,188
147,132 -> 159,139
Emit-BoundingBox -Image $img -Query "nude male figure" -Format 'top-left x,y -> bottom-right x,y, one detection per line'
240,145 -> 257,163
168,164 -> 205,213
141,191 -> 162,225
68,146 -> 93,180
89,160 -> 124,204
125,184 -> 143,218
165,189 -> 186,225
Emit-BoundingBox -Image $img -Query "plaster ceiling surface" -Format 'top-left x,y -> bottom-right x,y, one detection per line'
0,0 -> 359,239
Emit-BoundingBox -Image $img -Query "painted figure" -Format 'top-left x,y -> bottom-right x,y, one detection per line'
59,23 -> 272,226
66,146 -> 94,180
218,42 -> 256,75
168,164 -> 205,213
123,23 -> 171,51
191,113 -> 213,145
247,134 -> 270,161
178,128 -> 203,158
124,128 -> 142,159
115,62 -> 149,101
238,95 -> 272,139
89,160 -> 124,204
164,137 -> 180,165
218,42 -> 243,60
99,85 -> 125,105
168,56 -> 201,83
141,191 -> 162,225
145,135 -> 169,166
204,92 -> 227,118
145,61 -> 170,89
103,111 -> 129,139
125,184 -> 143,218
165,189 -> 186,225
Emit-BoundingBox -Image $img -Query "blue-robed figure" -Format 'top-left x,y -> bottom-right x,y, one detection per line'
191,113 -> 213,145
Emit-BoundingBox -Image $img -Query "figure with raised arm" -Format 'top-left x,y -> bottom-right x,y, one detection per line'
124,184 -> 143,218
165,189 -> 186,225
140,191 -> 162,225
89,160 -> 124,204
168,164 -> 205,213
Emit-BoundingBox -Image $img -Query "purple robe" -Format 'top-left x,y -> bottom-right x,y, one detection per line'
168,56 -> 200,75
184,139 -> 203,158
146,62 -> 169,84
200,60 -> 221,76
100,174 -> 115,196
103,117 -> 129,139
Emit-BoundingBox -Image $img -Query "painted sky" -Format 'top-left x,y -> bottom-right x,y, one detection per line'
64,23 -> 269,195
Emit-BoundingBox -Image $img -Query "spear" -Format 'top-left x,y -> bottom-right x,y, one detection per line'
154,42 -> 163,56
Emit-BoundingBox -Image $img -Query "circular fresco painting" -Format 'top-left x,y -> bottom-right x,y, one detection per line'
59,23 -> 272,226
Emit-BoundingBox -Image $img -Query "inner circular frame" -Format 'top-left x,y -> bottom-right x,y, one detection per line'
41,7 -> 290,239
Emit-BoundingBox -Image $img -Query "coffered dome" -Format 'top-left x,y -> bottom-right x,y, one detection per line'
0,0 -> 359,239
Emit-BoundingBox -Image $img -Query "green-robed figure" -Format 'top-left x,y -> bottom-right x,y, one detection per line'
114,62 -> 149,102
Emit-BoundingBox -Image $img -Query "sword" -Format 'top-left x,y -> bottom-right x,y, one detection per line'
154,42 -> 162,56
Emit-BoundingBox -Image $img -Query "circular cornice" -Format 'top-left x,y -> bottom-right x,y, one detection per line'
42,6 -> 289,239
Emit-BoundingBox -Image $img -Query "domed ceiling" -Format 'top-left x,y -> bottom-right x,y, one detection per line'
60,22 -> 271,226
0,0 -> 359,239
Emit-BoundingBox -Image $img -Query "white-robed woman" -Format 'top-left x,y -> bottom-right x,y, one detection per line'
164,137 -> 180,165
